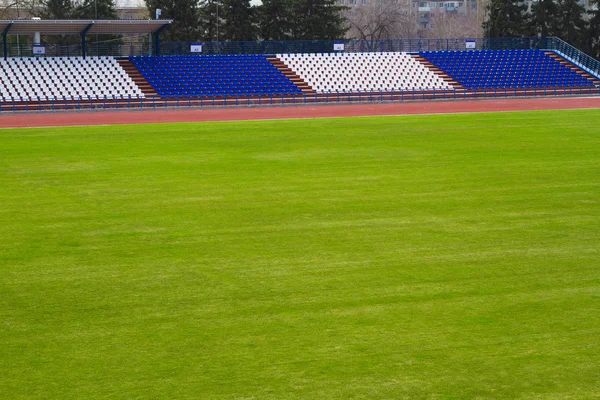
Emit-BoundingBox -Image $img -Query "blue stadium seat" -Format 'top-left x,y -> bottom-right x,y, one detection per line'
129,55 -> 302,98
419,50 -> 594,89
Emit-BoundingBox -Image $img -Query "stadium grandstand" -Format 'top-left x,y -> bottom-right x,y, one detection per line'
0,23 -> 599,110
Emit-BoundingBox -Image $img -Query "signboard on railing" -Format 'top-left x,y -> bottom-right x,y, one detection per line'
33,45 -> 46,55
334,43 -> 344,51
465,40 -> 476,49
190,43 -> 203,53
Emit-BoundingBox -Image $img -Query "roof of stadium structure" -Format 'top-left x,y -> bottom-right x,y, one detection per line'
0,19 -> 172,35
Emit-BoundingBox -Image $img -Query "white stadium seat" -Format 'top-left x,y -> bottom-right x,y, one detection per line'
276,52 -> 451,93
0,56 -> 144,102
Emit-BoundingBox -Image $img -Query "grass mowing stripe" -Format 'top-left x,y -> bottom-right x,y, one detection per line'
1,109 -> 599,399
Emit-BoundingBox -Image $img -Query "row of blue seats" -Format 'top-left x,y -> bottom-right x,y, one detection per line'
420,50 -> 593,89
130,55 -> 302,98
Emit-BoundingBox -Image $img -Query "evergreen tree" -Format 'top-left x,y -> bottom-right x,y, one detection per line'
145,0 -> 202,42
40,0 -> 75,19
483,0 -> 530,38
73,0 -> 119,19
587,0 -> 600,59
289,0 -> 348,40
198,0 -> 221,41
529,0 -> 560,37
221,0 -> 256,41
555,0 -> 586,50
257,0 -> 291,40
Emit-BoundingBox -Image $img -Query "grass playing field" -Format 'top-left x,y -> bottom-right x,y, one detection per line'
1,109 -> 599,399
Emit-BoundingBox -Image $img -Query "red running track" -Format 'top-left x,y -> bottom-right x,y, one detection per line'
1,96 -> 599,128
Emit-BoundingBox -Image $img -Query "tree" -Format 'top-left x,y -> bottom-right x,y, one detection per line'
73,0 -> 119,19
0,0 -> 39,19
587,0 -> 600,59
483,0 -> 530,38
555,0 -> 586,49
289,0 -> 348,40
257,0 -> 291,40
40,0 -> 74,19
145,0 -> 202,42
345,0 -> 415,41
529,0 -> 560,37
221,0 -> 256,41
198,0 -> 220,41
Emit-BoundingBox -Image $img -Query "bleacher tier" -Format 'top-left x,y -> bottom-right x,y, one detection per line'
277,52 -> 452,93
129,55 -> 303,98
0,57 -> 143,102
420,50 -> 595,89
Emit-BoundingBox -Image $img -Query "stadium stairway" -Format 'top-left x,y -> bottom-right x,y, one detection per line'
544,52 -> 600,88
410,54 -> 463,89
267,57 -> 315,94
117,59 -> 159,97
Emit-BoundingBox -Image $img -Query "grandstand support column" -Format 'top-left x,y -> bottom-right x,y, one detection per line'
80,23 -> 94,59
154,24 -> 168,56
2,22 -> 13,60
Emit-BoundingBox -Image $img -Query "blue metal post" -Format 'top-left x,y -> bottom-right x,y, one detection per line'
154,24 -> 169,57
2,22 -> 13,60
81,23 -> 94,58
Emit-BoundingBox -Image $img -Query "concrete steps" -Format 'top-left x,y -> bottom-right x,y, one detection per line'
545,52 -> 600,87
411,54 -> 464,89
267,57 -> 315,94
117,59 -> 159,97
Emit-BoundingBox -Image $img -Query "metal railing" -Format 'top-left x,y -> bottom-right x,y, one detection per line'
0,86 -> 598,113
0,36 -> 588,58
549,37 -> 600,80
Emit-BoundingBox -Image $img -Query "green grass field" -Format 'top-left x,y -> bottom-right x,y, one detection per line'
1,110 -> 599,399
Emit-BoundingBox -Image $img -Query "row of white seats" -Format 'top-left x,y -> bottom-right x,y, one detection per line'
0,57 -> 143,101
278,52 -> 451,93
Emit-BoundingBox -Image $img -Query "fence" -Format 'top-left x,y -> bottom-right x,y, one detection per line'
1,86 -> 598,113
0,36 -> 588,58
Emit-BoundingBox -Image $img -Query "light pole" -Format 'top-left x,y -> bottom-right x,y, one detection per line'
216,1 -> 219,43
95,0 -> 98,56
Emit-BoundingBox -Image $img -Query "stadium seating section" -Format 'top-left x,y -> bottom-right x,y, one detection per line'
278,52 -> 452,93
0,57 -> 143,102
420,50 -> 594,89
129,55 -> 302,98
0,50 -> 596,103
